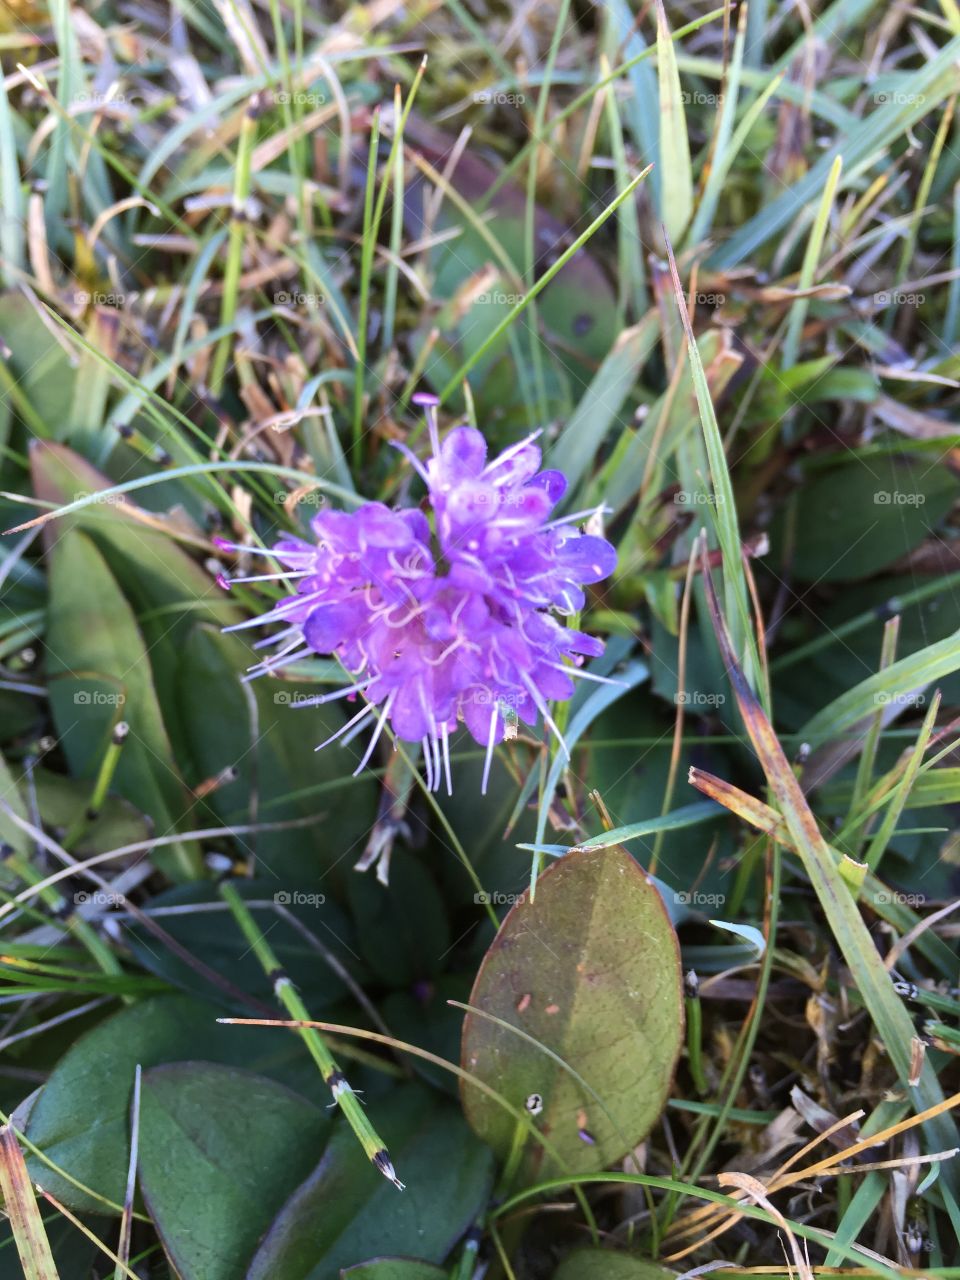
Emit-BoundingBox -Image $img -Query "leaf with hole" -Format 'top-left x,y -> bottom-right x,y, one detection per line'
460,845 -> 683,1180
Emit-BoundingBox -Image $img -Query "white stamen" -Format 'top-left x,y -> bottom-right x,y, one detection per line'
314,701 -> 375,752
223,589 -> 324,632
353,694 -> 395,776
289,677 -> 376,708
481,430 -> 543,476
422,736 -> 435,791
227,569 -> 313,585
544,507 -> 611,530
431,731 -> 441,792
481,706 -> 499,796
521,673 -> 571,761
441,722 -> 453,796
251,625 -> 298,651
424,403 -> 441,459
242,639 -> 310,680
549,662 -> 626,687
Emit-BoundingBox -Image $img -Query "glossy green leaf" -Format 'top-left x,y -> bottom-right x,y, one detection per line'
44,530 -> 198,876
347,855 -> 450,988
31,768 -> 151,857
0,749 -> 30,854
0,293 -> 75,439
176,624 -> 378,880
25,995 -> 317,1212
30,441 -> 239,758
246,1085 -> 494,1280
460,845 -> 683,1180
766,457 -> 956,583
139,1062 -> 329,1280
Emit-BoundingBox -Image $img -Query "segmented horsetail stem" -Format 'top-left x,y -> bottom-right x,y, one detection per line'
217,881 -> 404,1190
63,720 -> 130,849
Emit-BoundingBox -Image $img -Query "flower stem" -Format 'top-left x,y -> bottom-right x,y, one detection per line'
217,881 -> 404,1189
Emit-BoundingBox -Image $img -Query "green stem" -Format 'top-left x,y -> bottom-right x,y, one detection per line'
218,881 -> 404,1189
685,982 -> 708,1096
63,721 -> 129,851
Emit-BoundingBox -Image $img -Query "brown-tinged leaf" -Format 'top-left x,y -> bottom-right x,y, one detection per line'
0,1126 -> 59,1280
460,846 -> 683,1180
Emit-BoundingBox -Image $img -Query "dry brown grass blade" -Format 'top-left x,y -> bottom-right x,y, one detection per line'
0,1125 -> 59,1280
666,1088 -> 960,1259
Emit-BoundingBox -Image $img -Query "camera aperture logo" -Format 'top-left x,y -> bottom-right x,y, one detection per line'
675,890 -> 726,908
75,890 -> 126,907
475,890 -> 523,906
75,690 -> 125,706
675,690 -> 726,708
274,890 -> 325,907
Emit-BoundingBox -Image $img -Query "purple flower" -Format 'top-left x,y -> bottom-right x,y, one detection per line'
218,396 -> 617,793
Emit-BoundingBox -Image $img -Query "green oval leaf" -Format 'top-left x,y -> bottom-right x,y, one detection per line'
44,529 -> 198,877
460,846 -> 683,1179
25,995 -> 318,1212
767,457 -> 956,584
246,1084 -> 493,1280
139,1062 -> 329,1280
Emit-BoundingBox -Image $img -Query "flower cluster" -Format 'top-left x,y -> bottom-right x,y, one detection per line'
218,396 -> 616,792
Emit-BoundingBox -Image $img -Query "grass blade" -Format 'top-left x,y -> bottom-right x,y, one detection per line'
656,0 -> 693,243
0,1125 -> 60,1280
697,546 -> 959,1189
